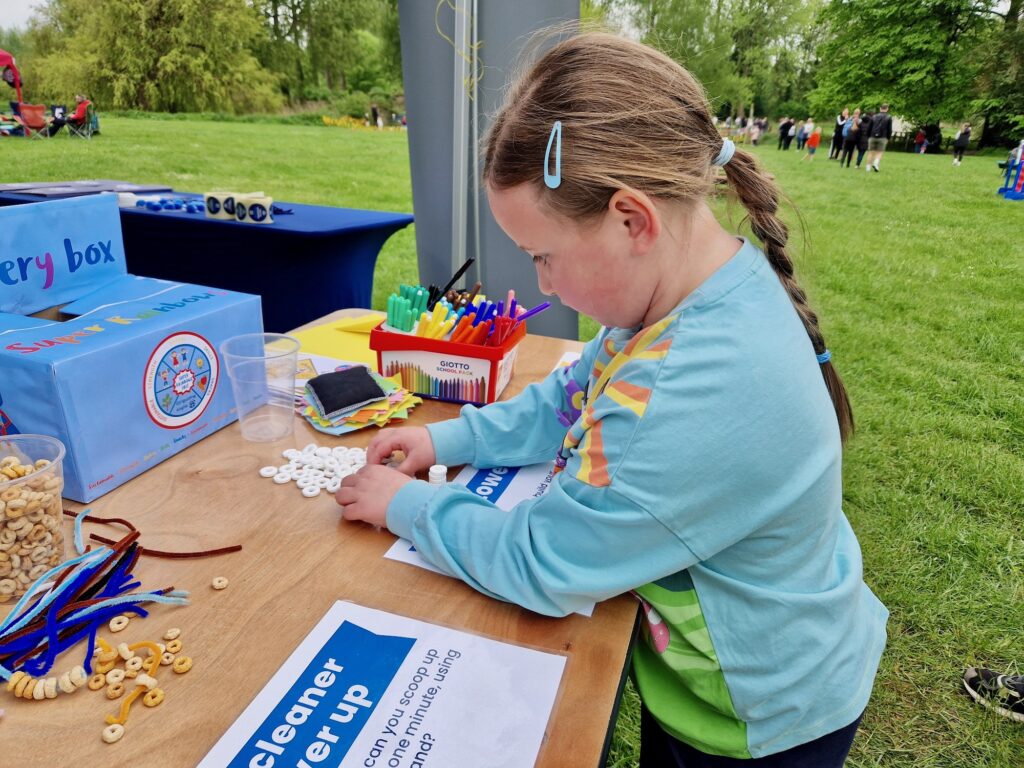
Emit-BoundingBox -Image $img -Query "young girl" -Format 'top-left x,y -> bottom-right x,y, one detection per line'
336,32 -> 887,766
803,126 -> 822,161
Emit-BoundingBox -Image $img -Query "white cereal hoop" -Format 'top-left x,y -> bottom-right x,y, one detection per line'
259,466 -> 278,478
109,615 -> 130,633
301,485 -> 321,498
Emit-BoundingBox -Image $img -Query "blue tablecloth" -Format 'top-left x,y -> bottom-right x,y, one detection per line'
0,191 -> 413,332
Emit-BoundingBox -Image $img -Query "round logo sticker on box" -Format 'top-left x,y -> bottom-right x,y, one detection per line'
143,332 -> 219,428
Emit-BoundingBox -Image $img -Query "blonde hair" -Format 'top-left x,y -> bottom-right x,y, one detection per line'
483,32 -> 853,441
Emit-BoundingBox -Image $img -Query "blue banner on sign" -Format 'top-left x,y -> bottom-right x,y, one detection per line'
0,195 -> 126,316
463,466 -> 519,502
230,621 -> 415,768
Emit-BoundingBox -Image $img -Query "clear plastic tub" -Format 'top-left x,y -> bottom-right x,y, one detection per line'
0,435 -> 67,602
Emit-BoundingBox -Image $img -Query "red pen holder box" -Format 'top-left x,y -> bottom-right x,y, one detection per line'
369,321 -> 527,405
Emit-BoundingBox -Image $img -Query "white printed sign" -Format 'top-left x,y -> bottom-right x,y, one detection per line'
199,602 -> 566,768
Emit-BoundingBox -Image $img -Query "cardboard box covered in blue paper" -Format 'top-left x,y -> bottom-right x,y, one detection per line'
0,195 -> 263,502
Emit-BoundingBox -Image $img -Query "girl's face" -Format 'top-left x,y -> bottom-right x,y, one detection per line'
487,183 -> 649,329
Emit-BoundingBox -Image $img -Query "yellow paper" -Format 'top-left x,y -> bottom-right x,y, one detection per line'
333,313 -> 386,333
291,316 -> 383,368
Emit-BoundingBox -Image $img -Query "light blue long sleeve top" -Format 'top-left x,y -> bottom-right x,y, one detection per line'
386,239 -> 888,758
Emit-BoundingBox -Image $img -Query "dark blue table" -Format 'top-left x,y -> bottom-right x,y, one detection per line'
0,191 -> 413,332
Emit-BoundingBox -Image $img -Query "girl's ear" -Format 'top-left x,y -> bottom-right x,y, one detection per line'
607,187 -> 661,254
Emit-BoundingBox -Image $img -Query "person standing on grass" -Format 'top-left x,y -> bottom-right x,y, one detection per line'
778,116 -> 793,150
802,126 -> 822,161
337,30 -> 888,768
840,108 -> 861,168
749,120 -> 762,146
830,108 -> 849,159
952,122 -> 971,166
865,104 -> 893,172
796,120 -> 807,151
855,110 -> 873,169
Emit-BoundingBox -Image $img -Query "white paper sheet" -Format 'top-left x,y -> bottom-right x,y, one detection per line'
199,601 -> 566,768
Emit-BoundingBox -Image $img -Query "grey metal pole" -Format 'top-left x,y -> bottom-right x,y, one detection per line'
398,0 -> 579,339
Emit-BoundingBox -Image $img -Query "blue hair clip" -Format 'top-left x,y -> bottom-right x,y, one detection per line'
816,349 -> 832,365
543,120 -> 562,189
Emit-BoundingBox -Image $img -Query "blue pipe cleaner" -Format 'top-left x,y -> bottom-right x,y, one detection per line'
0,548 -> 106,632
0,537 -> 188,678
73,506 -> 90,554
0,548 -> 107,636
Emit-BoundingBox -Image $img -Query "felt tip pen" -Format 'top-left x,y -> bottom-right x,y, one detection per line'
516,301 -> 551,323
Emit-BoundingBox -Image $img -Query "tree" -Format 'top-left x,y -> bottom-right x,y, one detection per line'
592,0 -> 819,119
809,0 -> 989,127
27,0 -> 282,112
970,0 -> 1024,144
252,0 -> 385,101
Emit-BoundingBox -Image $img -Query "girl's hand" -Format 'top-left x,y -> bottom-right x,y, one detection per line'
365,427 -> 436,475
335,465 -> 414,528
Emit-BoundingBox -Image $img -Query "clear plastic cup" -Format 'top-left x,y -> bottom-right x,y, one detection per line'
0,434 -> 67,603
220,333 -> 300,442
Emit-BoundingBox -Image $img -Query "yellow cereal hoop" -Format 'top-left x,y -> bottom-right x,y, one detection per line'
105,687 -> 145,726
134,673 -> 158,691
171,656 -> 193,674
88,673 -> 107,691
108,615 -> 130,633
105,682 -> 125,699
124,669 -> 138,679
211,576 -> 228,590
101,723 -> 125,744
163,627 -> 181,641
18,677 -> 36,699
70,665 -> 88,688
142,688 -> 165,708
97,650 -> 119,663
95,658 -> 117,674
165,638 -> 183,654
6,670 -> 25,691
11,674 -> 29,698
58,672 -> 76,694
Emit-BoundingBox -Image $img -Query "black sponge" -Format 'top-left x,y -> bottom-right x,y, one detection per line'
305,367 -> 386,419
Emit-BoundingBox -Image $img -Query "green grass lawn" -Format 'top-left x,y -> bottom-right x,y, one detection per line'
4,118 -> 1023,766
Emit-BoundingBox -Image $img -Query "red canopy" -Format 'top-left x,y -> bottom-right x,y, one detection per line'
0,49 -> 23,105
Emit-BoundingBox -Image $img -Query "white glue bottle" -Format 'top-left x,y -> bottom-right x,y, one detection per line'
428,465 -> 448,486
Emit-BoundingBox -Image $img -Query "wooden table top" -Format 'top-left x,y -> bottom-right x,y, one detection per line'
1,311 -> 639,768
